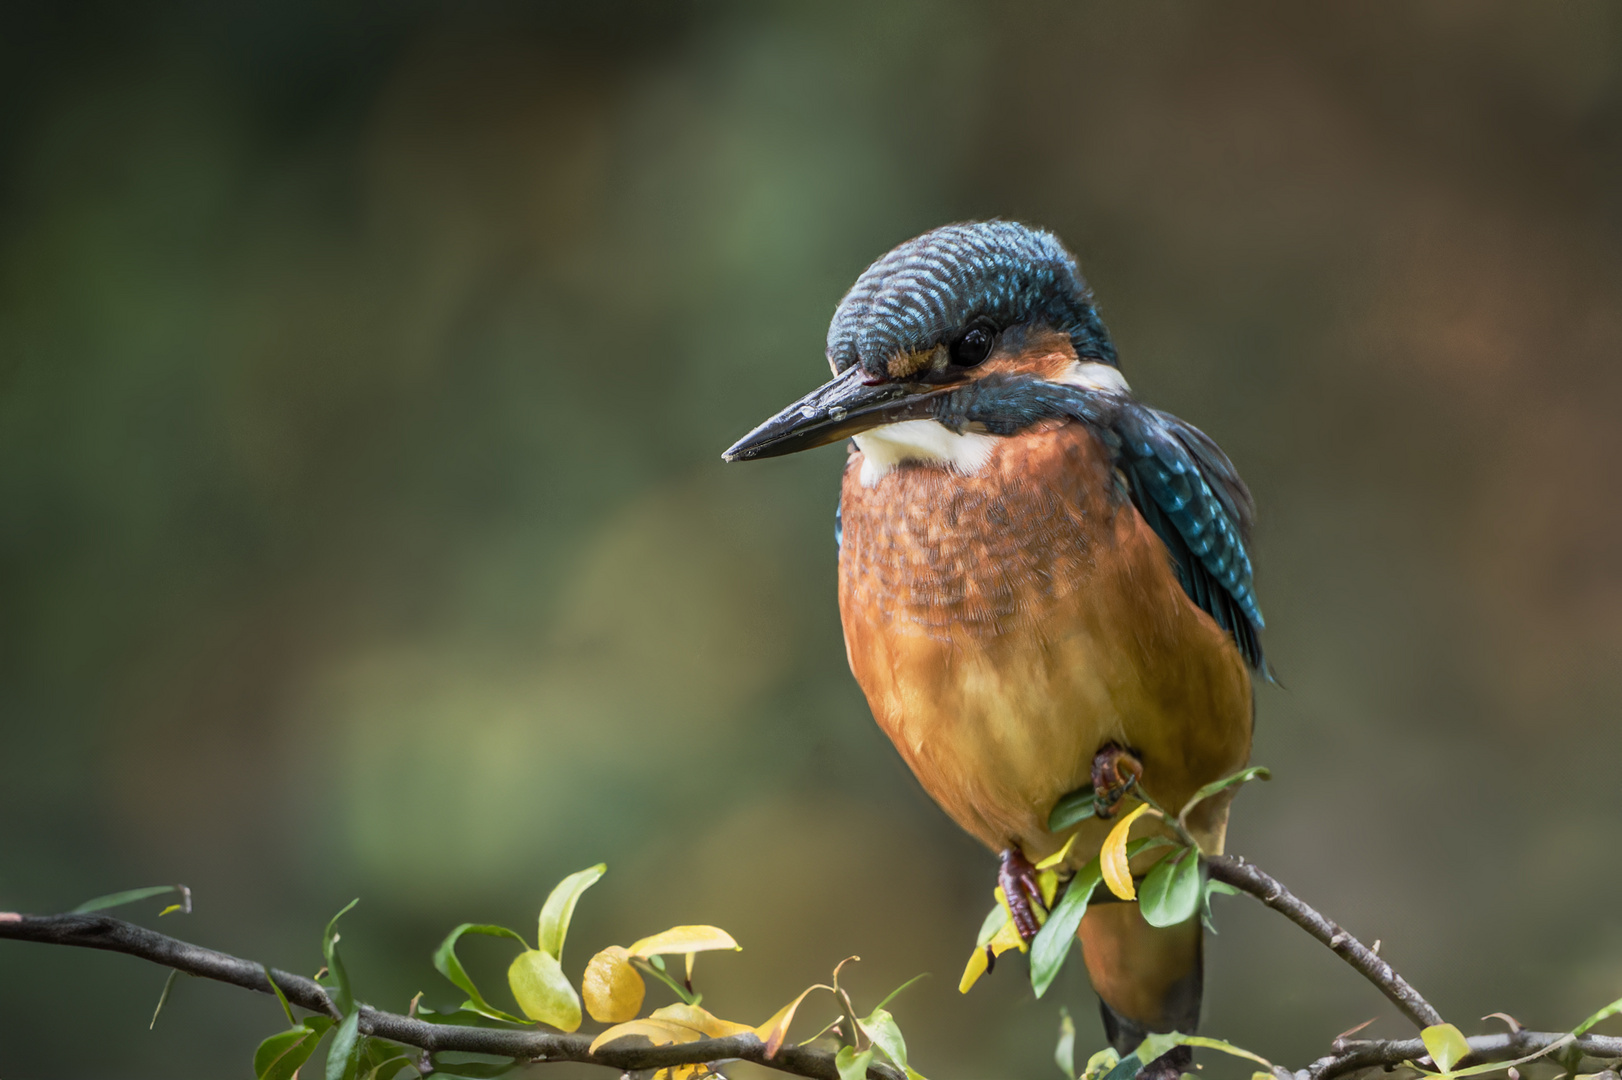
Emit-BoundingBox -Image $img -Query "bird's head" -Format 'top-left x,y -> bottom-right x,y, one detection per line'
722,220 -> 1121,466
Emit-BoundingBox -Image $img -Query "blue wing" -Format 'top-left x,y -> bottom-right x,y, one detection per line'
1114,403 -> 1267,673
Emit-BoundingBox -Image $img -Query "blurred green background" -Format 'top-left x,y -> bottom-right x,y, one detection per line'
4,2 -> 1622,1076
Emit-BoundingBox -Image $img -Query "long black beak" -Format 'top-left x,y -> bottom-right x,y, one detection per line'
722,366 -> 945,462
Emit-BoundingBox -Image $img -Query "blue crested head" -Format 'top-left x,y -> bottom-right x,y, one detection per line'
825,220 -> 1116,378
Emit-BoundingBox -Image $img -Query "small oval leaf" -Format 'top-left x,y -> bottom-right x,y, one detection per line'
1049,786 -> 1098,832
627,925 -> 740,959
254,1023 -> 329,1080
507,949 -> 581,1032
1138,848 -> 1202,928
836,1046 -> 875,1080
1421,1023 -> 1471,1074
582,945 -> 645,1024
858,1007 -> 914,1074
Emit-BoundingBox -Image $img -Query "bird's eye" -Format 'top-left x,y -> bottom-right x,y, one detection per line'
950,325 -> 995,367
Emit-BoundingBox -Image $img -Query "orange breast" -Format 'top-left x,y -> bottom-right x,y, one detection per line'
836,422 -> 1252,865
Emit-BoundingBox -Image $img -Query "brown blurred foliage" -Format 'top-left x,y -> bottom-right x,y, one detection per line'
2,3 -> 1620,1077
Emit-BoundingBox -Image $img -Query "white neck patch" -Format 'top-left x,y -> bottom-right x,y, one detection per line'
851,421 -> 998,487
1053,360 -> 1130,393
847,361 -> 1129,487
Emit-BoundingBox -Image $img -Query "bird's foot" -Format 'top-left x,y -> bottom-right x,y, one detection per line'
997,847 -> 1045,943
1092,742 -> 1144,821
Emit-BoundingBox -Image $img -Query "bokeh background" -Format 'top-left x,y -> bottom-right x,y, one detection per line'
4,2 -> 1622,1076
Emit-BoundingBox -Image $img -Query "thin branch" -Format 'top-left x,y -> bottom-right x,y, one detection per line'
1300,1029 -> 1622,1080
1204,855 -> 1444,1030
0,913 -> 901,1080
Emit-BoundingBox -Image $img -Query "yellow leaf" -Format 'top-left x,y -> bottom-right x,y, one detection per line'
590,1017 -> 705,1053
1101,803 -> 1151,900
755,985 -> 825,1058
989,914 -> 1024,955
627,925 -> 741,959
507,948 -> 582,1032
1037,869 -> 1059,909
958,944 -> 989,994
588,1003 -> 751,1054
648,1002 -> 753,1038
582,945 -> 644,1024
1035,833 -> 1078,870
1421,1023 -> 1471,1074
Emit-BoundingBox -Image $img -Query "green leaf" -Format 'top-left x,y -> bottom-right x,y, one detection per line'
255,1029 -> 320,1080
356,1037 -> 417,1080
1048,785 -> 1097,832
1082,1047 -> 1120,1080
264,964 -> 297,1027
1421,1024 -> 1471,1074
976,904 -> 1008,948
254,1018 -> 334,1080
1573,994 -> 1622,1037
360,1053 -> 414,1080
1099,1049 -> 1143,1080
1138,848 -> 1202,928
859,1007 -> 922,1077
411,1004 -> 520,1029
1055,1007 -> 1076,1079
836,1045 -> 875,1080
322,899 -> 360,1017
536,864 -> 605,962
327,1011 -> 362,1080
507,948 -> 582,1031
432,924 -> 529,1024
1105,1031 -> 1274,1080
1163,1034 -> 1272,1069
1200,879 -> 1240,933
1177,767 -> 1271,826
71,885 -> 184,914
1030,859 -> 1103,998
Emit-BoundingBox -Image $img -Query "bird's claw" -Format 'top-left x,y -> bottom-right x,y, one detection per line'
1091,742 -> 1144,820
997,847 -> 1044,943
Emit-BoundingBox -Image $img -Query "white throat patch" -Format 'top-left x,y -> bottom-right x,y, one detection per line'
851,420 -> 998,487
846,362 -> 1128,487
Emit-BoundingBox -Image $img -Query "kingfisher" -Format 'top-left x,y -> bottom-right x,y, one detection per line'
723,221 -> 1264,1077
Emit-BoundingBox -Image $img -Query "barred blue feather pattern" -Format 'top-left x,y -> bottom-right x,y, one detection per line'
827,221 -> 1116,374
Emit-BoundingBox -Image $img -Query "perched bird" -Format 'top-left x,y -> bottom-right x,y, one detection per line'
723,221 -> 1264,1077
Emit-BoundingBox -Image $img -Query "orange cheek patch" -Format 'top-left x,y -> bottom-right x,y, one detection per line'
976,328 -> 1079,381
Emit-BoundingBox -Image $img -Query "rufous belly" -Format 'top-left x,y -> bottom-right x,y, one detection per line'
837,423 -> 1252,866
